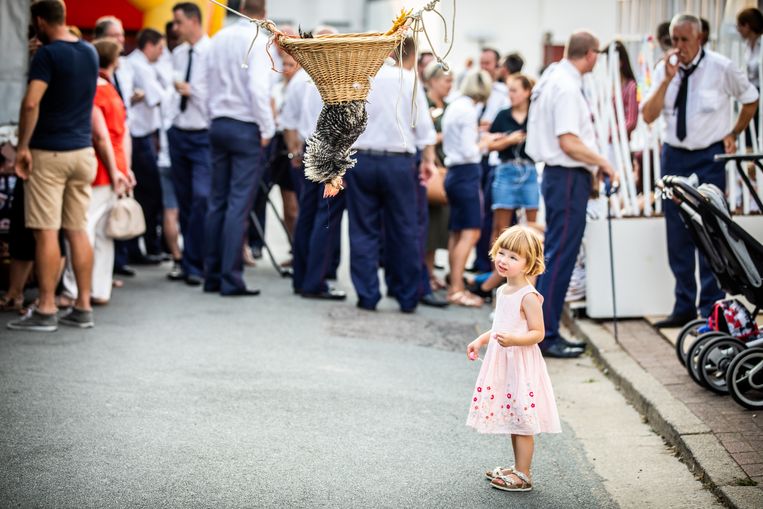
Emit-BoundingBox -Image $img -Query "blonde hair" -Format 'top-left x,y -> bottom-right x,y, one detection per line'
489,225 -> 545,277
459,69 -> 493,103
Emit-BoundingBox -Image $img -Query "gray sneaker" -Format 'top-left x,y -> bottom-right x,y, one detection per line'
7,310 -> 58,332
59,308 -> 94,328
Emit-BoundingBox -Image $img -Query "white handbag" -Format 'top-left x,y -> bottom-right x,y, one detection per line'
106,193 -> 146,240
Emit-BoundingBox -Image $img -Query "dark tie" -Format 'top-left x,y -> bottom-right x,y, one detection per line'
180,47 -> 193,112
113,71 -> 125,104
674,50 -> 705,141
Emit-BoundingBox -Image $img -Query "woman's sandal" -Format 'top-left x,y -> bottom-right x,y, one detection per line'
490,470 -> 533,492
430,277 -> 447,291
447,290 -> 483,308
485,465 -> 515,481
0,295 -> 24,313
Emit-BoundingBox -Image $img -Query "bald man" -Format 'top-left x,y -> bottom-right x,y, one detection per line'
526,31 -> 617,358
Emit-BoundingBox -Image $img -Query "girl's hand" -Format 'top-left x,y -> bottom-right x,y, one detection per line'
494,332 -> 515,347
466,340 -> 481,360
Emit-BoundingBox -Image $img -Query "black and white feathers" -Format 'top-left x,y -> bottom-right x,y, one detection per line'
303,100 -> 368,191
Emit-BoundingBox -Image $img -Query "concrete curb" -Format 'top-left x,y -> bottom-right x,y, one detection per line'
570,318 -> 763,509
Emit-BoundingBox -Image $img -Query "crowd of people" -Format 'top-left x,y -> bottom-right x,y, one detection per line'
2,0 -> 762,360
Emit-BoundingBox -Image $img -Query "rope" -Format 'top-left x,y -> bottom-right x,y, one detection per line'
208,0 -> 282,72
209,0 -> 457,131
401,0 -> 457,128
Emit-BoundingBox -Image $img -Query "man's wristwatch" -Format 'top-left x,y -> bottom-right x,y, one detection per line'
287,151 -> 303,160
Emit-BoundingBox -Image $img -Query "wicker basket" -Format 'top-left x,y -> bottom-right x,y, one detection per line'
278,31 -> 405,105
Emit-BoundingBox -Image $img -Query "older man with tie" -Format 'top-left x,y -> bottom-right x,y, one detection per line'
642,13 -> 758,328
203,0 -> 275,296
167,2 -> 212,286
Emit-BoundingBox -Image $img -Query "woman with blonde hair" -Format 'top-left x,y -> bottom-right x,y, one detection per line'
441,69 -> 493,307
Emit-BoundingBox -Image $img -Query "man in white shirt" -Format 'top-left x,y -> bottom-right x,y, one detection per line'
126,28 -> 166,263
203,0 -> 275,296
347,37 -> 437,313
167,1 -> 212,287
279,26 -> 348,301
642,14 -> 758,328
525,30 -> 616,358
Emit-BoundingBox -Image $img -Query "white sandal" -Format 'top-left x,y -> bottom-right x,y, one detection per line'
485,465 -> 515,481
490,470 -> 533,492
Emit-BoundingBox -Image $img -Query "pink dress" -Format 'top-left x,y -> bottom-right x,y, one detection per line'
466,284 -> 562,435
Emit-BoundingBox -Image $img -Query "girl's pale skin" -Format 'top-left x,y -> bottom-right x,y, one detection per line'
466,247 -> 545,486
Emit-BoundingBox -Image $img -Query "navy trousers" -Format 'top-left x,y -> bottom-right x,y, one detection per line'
345,152 -> 421,311
204,118 -> 264,294
292,169 -> 345,293
415,168 -> 432,298
535,166 -> 592,347
474,157 -> 495,272
662,142 -> 726,317
131,133 -> 163,255
167,127 -> 211,278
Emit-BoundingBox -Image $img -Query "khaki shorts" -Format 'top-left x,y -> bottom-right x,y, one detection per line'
25,147 -> 97,231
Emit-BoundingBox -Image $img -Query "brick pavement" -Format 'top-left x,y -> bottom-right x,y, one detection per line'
601,319 -> 763,488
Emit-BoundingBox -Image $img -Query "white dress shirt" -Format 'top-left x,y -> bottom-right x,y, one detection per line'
206,19 -> 276,139
745,37 -> 761,90
353,61 -> 436,153
114,56 -> 134,118
171,35 -> 211,130
297,82 -> 323,141
480,81 -> 509,124
644,49 -> 758,150
525,60 -> 598,173
279,68 -> 312,132
126,49 -> 165,137
441,95 -> 482,166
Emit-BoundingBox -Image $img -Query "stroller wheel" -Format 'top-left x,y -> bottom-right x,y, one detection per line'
726,347 -> 763,410
698,336 -> 746,395
676,318 -> 711,366
687,336 -> 717,389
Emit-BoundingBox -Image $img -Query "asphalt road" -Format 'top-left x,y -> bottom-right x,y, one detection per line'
0,220 -> 721,508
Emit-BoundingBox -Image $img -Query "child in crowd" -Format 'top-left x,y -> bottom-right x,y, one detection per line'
466,225 -> 561,492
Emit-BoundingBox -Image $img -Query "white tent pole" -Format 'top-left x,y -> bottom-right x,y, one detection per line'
641,120 -> 653,216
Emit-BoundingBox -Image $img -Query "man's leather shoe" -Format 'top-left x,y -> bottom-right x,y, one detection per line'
301,288 -> 347,300
542,343 -> 585,358
114,265 -> 136,277
561,336 -> 587,349
185,275 -> 203,287
221,288 -> 261,296
420,292 -> 449,308
654,313 -> 696,329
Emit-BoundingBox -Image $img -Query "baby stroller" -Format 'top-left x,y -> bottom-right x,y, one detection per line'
659,153 -> 763,410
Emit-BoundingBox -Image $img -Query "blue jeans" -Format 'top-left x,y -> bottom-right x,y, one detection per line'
662,141 -> 726,317
168,127 -> 211,277
204,118 -> 264,294
535,166 -> 592,347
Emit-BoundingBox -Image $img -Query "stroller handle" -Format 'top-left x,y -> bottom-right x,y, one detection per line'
714,153 -> 763,163
713,154 -> 763,212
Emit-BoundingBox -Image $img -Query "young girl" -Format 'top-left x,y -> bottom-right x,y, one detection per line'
466,225 -> 561,492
